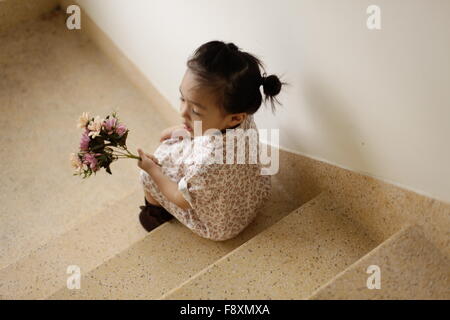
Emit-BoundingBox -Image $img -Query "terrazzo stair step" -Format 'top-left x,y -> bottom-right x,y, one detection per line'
0,10 -> 170,270
0,188 -> 148,300
308,225 -> 450,299
161,191 -> 380,300
47,181 -> 301,300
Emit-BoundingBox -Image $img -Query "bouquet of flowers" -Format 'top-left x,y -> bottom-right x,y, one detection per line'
70,111 -> 141,179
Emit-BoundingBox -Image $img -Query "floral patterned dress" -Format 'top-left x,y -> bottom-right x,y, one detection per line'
138,114 -> 271,241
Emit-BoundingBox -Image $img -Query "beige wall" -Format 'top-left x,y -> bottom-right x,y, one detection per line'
70,0 -> 449,203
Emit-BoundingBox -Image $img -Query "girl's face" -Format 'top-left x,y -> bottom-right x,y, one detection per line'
179,68 -> 247,136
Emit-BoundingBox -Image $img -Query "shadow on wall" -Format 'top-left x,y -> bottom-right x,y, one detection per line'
299,71 -> 376,177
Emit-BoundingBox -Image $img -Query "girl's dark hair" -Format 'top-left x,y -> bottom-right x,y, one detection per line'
186,40 -> 288,115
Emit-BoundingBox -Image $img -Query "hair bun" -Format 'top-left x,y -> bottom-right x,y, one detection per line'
262,74 -> 282,97
226,42 -> 239,52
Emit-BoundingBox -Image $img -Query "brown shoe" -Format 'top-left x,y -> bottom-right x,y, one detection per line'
139,200 -> 173,232
139,206 -> 162,232
144,198 -> 174,222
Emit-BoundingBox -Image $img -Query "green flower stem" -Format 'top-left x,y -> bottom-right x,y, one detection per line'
112,149 -> 130,156
110,147 -> 141,160
114,153 -> 141,160
122,147 -> 133,156
123,148 -> 141,160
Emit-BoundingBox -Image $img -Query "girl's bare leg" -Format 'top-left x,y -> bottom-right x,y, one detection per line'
143,146 -> 163,207
144,189 -> 162,207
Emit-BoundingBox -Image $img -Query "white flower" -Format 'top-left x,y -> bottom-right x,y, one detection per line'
77,112 -> 90,129
70,153 -> 83,173
87,115 -> 104,138
88,130 -> 101,139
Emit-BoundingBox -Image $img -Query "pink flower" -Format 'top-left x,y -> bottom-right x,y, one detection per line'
103,117 -> 117,135
80,132 -> 90,151
83,152 -> 100,171
71,111 -> 139,178
115,123 -> 127,137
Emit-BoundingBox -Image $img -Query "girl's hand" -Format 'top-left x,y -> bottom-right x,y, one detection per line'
137,148 -> 160,174
159,124 -> 188,142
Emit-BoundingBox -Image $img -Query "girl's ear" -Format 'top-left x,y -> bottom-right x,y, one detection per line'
228,112 -> 247,126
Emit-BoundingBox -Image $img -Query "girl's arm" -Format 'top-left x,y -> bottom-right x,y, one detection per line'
148,167 -> 192,210
159,124 -> 185,142
137,148 -> 192,210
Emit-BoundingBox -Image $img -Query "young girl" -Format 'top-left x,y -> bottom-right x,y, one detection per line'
137,40 -> 285,241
